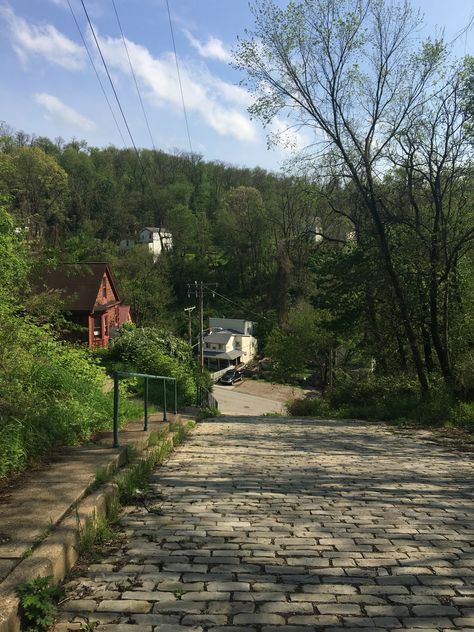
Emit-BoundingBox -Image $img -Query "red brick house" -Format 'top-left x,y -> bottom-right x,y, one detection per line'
41,263 -> 132,348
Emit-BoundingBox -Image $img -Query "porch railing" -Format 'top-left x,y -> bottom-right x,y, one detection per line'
113,371 -> 177,448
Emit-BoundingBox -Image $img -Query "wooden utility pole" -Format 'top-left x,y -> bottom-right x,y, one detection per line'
187,282 -> 217,370
199,282 -> 204,369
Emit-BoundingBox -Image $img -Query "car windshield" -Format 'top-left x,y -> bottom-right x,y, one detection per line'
224,371 -> 236,377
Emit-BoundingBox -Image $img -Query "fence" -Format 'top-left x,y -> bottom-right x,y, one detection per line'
197,385 -> 219,411
113,371 -> 177,448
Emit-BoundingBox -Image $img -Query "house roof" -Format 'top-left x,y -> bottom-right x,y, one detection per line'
204,349 -> 242,360
40,263 -> 121,312
204,331 -> 233,344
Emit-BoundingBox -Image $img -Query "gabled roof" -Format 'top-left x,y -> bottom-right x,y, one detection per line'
204,331 -> 233,344
40,263 -> 121,312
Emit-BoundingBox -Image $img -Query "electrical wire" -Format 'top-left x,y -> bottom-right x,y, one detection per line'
79,0 -> 141,154
165,0 -> 194,155
203,285 -> 271,322
111,0 -> 157,150
79,0 -> 168,235
66,0 -> 126,147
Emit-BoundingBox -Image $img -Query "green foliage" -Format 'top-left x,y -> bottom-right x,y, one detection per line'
0,207 -> 142,481
108,326 -> 211,406
196,407 -> 220,421
116,457 -> 154,504
17,576 -> 65,632
78,512 -> 117,556
0,308 -> 114,479
287,397 -> 331,417
266,302 -> 331,381
0,203 -> 30,302
287,374 -> 474,429
113,247 -> 174,327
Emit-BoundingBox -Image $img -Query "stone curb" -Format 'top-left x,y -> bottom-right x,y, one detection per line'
0,420 -> 191,632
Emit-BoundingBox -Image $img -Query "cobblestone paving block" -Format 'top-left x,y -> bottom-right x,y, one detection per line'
54,417 -> 474,631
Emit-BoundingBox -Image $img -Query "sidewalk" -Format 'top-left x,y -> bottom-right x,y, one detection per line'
0,412 -> 179,628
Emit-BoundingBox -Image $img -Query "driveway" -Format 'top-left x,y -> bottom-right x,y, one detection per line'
213,384 -> 285,416
57,416 -> 474,631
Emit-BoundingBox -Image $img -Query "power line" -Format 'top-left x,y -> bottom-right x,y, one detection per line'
209,286 -> 271,322
165,0 -> 194,155
66,0 -> 126,147
111,0 -> 157,151
80,0 -> 168,235
79,0 -> 141,154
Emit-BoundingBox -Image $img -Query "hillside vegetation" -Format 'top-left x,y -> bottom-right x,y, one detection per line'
0,0 -> 473,433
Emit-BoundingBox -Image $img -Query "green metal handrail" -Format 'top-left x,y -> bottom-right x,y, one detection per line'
113,371 -> 177,448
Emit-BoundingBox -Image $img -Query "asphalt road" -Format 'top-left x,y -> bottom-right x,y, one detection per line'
213,383 -> 285,416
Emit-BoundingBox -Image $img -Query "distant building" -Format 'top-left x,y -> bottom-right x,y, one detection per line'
40,263 -> 132,348
203,318 -> 257,373
120,227 -> 172,261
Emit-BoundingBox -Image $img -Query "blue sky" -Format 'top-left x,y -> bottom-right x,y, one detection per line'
1,0 -> 473,172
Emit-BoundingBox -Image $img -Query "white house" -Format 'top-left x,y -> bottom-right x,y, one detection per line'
120,227 -> 172,261
203,318 -> 257,374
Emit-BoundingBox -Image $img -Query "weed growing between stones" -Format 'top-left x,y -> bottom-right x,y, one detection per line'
17,576 -> 65,631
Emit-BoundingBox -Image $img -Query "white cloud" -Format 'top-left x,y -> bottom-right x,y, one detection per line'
35,93 -> 96,132
94,30 -> 258,143
0,5 -> 85,70
183,29 -> 231,63
269,116 -> 316,154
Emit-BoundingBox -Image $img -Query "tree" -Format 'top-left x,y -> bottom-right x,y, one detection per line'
234,0 -> 453,391
266,302 -> 331,381
0,147 -> 68,243
113,247 -> 174,328
215,186 -> 269,293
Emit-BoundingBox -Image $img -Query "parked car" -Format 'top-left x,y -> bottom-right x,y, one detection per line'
219,370 -> 243,385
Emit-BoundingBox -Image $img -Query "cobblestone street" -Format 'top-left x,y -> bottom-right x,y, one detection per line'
56,417 -> 474,631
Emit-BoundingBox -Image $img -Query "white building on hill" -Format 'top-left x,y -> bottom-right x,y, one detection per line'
204,318 -> 257,374
120,227 -> 172,261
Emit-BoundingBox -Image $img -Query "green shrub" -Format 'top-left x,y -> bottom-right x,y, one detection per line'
287,374 -> 473,429
108,326 -> 212,406
452,401 -> 474,428
0,308 -> 138,480
286,397 -> 332,417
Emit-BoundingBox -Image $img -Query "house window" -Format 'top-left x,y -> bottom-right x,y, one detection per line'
102,277 -> 107,299
94,316 -> 101,337
235,341 -> 240,349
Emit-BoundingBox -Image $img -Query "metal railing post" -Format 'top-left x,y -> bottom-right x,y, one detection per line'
174,379 -> 177,415
113,372 -> 119,448
163,379 -> 168,422
144,376 -> 149,431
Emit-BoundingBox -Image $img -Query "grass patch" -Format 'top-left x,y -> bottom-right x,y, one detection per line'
148,428 -> 168,447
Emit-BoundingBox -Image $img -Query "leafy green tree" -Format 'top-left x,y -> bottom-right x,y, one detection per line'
0,147 -> 68,243
266,302 -> 331,381
113,247 -> 174,328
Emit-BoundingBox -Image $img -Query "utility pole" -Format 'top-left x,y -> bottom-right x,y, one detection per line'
199,283 -> 204,369
187,282 -> 217,370
183,306 -> 195,346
